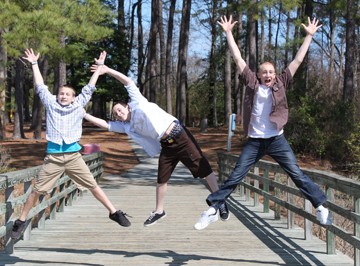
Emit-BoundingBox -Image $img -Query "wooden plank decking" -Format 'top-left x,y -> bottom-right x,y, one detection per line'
0,152 -> 354,266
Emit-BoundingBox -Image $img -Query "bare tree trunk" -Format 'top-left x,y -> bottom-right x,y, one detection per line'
207,0 -> 218,127
117,0 -> 130,76
54,35 -> 67,95
32,58 -> 48,139
329,8 -> 336,93
0,33 -> 6,139
338,36 -> 346,93
6,61 -> 12,124
284,12 -> 290,67
165,0 -> 176,115
157,0 -> 166,108
224,47 -> 232,127
234,0 -> 243,125
148,0 -> 158,103
176,0 -> 191,124
137,1 -> 145,92
267,6 -> 272,61
259,9 -> 265,63
343,0 -> 356,104
247,0 -> 258,72
274,3 -> 282,67
291,5 -> 307,97
176,0 -> 191,123
13,59 -> 25,139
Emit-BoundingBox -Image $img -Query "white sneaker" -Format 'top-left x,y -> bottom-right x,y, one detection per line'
316,206 -> 332,225
194,207 -> 218,230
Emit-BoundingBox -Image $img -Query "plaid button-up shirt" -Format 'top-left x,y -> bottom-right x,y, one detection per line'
36,84 -> 96,145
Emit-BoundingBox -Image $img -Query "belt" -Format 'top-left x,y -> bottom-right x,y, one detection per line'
161,121 -> 183,144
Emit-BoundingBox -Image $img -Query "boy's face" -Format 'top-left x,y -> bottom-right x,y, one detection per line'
57,87 -> 75,106
112,103 -> 131,122
257,63 -> 276,87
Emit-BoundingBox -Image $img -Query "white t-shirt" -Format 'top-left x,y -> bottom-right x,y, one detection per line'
248,85 -> 283,138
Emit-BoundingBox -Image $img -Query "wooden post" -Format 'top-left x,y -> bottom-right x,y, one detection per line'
254,167 -> 259,206
4,181 -> 14,254
355,196 -> 360,265
245,176 -> 251,202
287,177 -> 295,229
263,168 -> 270,213
304,199 -> 312,240
326,187 -> 335,254
274,173 -> 281,220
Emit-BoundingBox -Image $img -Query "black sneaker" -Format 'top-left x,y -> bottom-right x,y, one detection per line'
109,210 -> 131,227
11,219 -> 26,240
144,211 -> 166,226
219,202 -> 230,221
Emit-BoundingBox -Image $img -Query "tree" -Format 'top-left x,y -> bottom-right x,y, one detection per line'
176,0 -> 191,124
135,1 -> 145,92
0,1 -> 22,139
234,0 -> 244,125
0,0 -> 114,138
146,0 -> 158,103
207,0 -> 219,127
13,59 -> 25,139
165,0 -> 176,115
343,0 -> 357,104
157,0 -> 166,109
0,31 -> 6,140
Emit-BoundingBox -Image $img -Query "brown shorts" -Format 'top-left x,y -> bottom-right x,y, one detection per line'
34,152 -> 98,194
157,126 -> 213,184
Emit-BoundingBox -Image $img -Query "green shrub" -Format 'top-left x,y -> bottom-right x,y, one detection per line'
344,123 -> 360,175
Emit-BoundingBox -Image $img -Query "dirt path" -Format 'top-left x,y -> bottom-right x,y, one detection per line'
1,123 -> 330,175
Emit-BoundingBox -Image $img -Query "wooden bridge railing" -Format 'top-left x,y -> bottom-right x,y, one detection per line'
218,152 -> 359,266
0,151 -> 103,254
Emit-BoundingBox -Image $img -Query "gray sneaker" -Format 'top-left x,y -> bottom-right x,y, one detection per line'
11,219 -> 26,240
109,210 -> 131,227
219,202 -> 230,221
144,211 -> 166,226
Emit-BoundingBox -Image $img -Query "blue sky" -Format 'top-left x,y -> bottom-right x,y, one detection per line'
124,0 -> 211,59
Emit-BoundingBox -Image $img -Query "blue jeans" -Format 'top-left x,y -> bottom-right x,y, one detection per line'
207,134 -> 327,209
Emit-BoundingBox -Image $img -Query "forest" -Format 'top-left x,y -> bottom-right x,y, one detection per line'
0,0 -> 359,175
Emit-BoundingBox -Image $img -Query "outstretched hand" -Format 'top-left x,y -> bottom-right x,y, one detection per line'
302,17 -> 322,36
217,15 -> 237,33
90,51 -> 108,75
90,64 -> 108,75
23,48 -> 40,63
95,50 -> 106,65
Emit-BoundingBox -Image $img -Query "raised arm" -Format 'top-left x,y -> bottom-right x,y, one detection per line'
88,51 -> 107,86
90,64 -> 133,86
288,17 -> 322,76
217,15 -> 247,73
83,113 -> 109,129
22,49 -> 43,85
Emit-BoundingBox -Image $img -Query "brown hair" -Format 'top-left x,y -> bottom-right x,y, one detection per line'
258,62 -> 276,73
58,84 -> 76,96
110,101 -> 128,121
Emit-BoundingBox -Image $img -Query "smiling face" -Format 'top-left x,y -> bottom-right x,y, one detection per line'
57,86 -> 76,106
257,62 -> 276,87
112,102 -> 131,122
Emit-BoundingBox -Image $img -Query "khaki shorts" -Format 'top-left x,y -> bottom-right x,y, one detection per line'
158,126 -> 213,184
34,152 -> 98,194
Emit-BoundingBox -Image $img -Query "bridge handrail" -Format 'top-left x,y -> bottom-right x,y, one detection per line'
218,152 -> 359,266
0,151 -> 103,254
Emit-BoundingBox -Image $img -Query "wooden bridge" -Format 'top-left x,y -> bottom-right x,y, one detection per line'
0,146 -> 355,265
